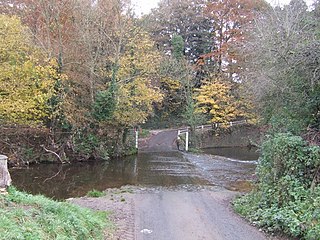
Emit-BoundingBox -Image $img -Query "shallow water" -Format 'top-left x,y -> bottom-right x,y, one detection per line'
201,146 -> 259,161
10,147 -> 258,199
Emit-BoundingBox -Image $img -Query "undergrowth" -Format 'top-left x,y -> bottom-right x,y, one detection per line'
139,129 -> 151,138
87,189 -> 106,198
233,133 -> 320,240
0,187 -> 112,240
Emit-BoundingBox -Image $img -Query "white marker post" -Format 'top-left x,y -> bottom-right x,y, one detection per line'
0,155 -> 11,194
135,129 -> 139,149
185,131 -> 189,152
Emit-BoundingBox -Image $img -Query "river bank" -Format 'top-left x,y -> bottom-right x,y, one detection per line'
0,187 -> 111,239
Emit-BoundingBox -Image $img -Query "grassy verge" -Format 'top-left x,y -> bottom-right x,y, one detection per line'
0,187 -> 112,240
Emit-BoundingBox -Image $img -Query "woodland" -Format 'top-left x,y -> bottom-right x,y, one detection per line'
0,0 -> 320,238
0,0 -> 318,161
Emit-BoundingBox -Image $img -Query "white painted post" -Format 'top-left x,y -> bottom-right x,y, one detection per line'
185,131 -> 189,152
230,121 -> 233,126
135,130 -> 138,149
0,155 -> 11,193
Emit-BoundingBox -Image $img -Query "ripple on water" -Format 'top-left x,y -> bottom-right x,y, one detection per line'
10,148 -> 257,199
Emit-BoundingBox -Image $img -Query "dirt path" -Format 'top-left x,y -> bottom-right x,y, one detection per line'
70,130 -> 283,240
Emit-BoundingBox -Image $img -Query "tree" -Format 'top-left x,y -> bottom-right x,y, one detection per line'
0,0 -> 77,70
107,27 -> 163,127
92,79 -> 117,122
172,34 -> 184,60
0,0 -> 133,128
149,54 -> 198,128
243,0 -> 320,133
0,15 -> 66,126
204,0 -> 268,75
145,0 -> 214,63
152,32 -> 195,127
194,78 -> 246,124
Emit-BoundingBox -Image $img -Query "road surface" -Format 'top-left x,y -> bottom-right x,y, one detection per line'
134,189 -> 267,240
71,130 -> 284,240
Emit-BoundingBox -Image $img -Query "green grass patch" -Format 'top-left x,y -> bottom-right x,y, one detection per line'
87,189 -> 106,198
0,186 -> 112,240
139,129 -> 151,138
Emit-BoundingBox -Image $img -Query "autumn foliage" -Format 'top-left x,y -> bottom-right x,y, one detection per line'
0,15 -> 66,126
0,0 -> 264,162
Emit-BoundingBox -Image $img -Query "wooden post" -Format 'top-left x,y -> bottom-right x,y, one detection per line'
0,155 -> 11,194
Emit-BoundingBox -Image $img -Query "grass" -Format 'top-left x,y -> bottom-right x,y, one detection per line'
0,186 -> 112,240
87,189 -> 106,198
139,129 -> 151,138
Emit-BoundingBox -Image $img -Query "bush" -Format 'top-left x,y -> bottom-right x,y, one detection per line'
234,133 -> 320,239
74,132 -> 109,160
0,187 -> 111,240
258,133 -> 319,190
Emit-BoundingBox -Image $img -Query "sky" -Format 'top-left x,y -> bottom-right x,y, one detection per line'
132,0 -> 315,15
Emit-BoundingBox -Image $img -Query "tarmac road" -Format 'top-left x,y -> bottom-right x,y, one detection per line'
134,189 -> 268,240
139,129 -> 178,152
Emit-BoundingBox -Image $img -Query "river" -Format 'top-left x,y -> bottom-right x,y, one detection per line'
10,147 -> 258,200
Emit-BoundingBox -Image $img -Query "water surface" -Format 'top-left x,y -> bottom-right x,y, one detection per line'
202,147 -> 259,161
10,147 -> 257,199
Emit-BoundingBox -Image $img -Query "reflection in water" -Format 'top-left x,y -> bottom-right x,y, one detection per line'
202,147 -> 259,161
10,147 -> 258,199
11,156 -> 138,200
11,152 -> 209,199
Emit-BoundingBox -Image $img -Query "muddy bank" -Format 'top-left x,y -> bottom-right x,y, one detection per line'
0,125 -> 136,166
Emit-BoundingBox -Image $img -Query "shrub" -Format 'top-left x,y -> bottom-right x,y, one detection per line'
234,133 -> 320,239
73,132 -> 109,160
